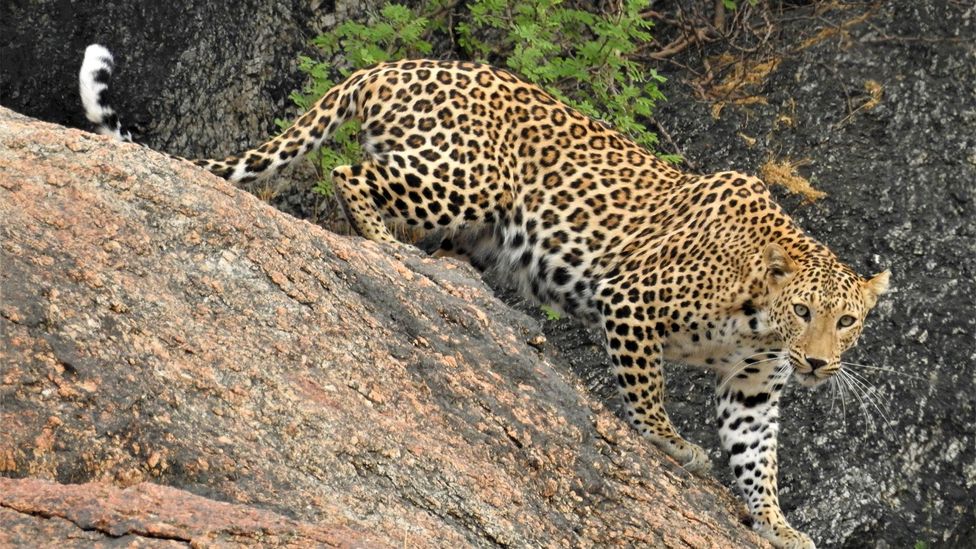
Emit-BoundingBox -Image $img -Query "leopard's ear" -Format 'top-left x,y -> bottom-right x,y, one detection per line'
763,243 -> 797,289
862,270 -> 890,309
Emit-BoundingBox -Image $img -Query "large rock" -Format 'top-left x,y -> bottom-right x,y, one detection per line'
2,1 -> 972,546
0,107 -> 765,547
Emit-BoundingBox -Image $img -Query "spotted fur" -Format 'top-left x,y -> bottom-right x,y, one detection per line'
79,51 -> 891,549
79,44 -> 132,142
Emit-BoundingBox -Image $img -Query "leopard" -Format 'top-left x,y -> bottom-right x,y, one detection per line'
80,44 -> 890,549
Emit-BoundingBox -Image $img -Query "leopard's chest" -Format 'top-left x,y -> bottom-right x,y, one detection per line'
661,309 -> 783,373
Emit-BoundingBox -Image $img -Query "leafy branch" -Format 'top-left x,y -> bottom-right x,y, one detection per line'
284,0 -> 678,197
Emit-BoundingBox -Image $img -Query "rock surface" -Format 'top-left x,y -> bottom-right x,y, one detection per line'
0,0 -> 367,158
0,107 -> 765,547
0,477 -> 384,548
2,1 -> 973,546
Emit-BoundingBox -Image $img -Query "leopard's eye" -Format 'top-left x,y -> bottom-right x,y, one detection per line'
838,315 -> 857,328
793,303 -> 810,320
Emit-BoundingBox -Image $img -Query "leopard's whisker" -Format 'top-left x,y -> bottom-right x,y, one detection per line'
844,369 -> 894,424
839,359 -> 889,369
773,362 -> 793,379
837,372 -> 872,432
851,374 -> 889,434
828,376 -> 838,414
762,362 -> 794,391
837,372 -> 849,432
716,351 -> 783,382
840,369 -> 894,434
841,362 -> 924,382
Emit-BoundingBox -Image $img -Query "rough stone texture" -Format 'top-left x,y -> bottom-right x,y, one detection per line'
535,2 -> 975,547
0,108 -> 766,547
0,477 -> 385,547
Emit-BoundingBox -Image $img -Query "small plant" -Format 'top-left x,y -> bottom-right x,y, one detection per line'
721,0 -> 758,10
458,0 -> 669,156
541,305 -> 562,321
283,0 -> 676,199
278,3 -> 434,197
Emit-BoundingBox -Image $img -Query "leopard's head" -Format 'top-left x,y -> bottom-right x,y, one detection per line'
762,243 -> 889,387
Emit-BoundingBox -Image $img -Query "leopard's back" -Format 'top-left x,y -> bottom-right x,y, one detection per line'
342,60 -> 688,319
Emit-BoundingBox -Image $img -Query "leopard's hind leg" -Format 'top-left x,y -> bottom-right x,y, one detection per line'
331,163 -> 398,244
332,151 -> 504,246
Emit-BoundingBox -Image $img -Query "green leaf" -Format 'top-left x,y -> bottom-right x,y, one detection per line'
380,3 -> 412,22
541,305 -> 562,321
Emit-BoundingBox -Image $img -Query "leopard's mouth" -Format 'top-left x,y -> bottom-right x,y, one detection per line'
789,356 -> 831,388
794,370 -> 824,387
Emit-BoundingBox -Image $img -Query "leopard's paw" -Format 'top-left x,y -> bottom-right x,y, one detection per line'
756,523 -> 815,549
660,437 -> 712,475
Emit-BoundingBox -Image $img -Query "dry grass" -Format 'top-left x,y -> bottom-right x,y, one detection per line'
705,53 -> 782,119
710,95 -> 769,119
737,132 -> 757,148
862,79 -> 883,110
835,79 -> 884,128
760,158 -> 826,202
701,3 -> 877,122
796,8 -> 875,51
708,54 -> 782,99
256,183 -> 279,203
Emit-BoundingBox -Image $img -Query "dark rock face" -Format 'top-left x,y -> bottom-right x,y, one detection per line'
661,3 -> 975,546
0,0 -> 370,221
0,108 -> 764,547
2,0 -> 318,156
540,2 -> 975,547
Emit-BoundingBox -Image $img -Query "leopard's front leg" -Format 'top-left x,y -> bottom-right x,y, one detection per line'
602,316 -> 712,474
716,356 -> 815,549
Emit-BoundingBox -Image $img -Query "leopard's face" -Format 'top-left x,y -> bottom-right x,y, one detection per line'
762,244 -> 890,387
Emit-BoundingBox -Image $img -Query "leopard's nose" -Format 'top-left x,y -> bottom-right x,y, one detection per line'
805,357 -> 828,370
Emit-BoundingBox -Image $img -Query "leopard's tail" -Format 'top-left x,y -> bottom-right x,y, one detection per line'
190,78 -> 362,183
79,44 -> 365,183
79,44 -> 133,142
